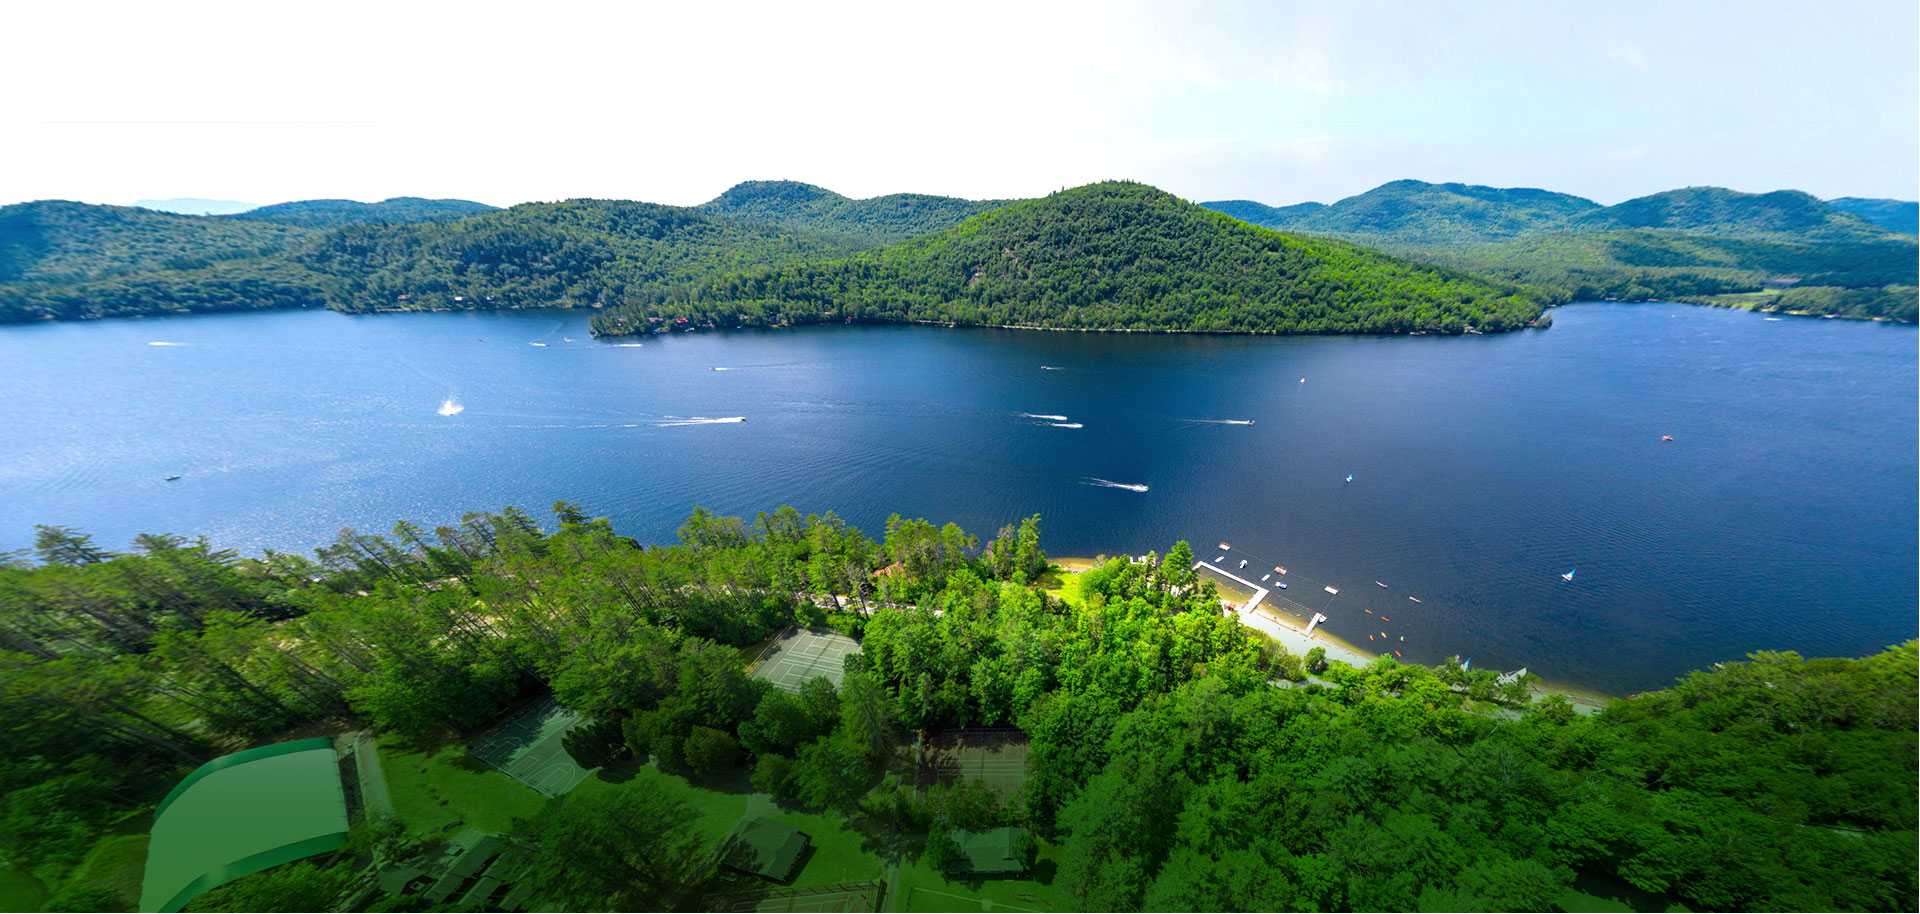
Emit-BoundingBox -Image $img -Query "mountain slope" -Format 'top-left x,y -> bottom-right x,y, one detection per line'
592,181 -> 1546,336
228,197 -> 498,227
0,199 -> 872,321
0,200 -> 308,286
1203,181 -> 1916,319
1827,197 -> 1918,236
1568,187 -> 1888,241
294,198 -> 869,311
697,180 -> 1013,244
1204,180 -> 1600,243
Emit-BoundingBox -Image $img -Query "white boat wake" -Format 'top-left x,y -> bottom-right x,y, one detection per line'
654,416 -> 747,427
147,341 -> 189,346
1048,422 -> 1083,429
1019,413 -> 1068,421
1191,418 -> 1255,425
437,397 -> 464,416
608,342 -> 645,347
1082,477 -> 1148,492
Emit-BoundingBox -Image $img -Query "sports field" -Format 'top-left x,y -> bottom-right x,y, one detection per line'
917,727 -> 1029,797
750,627 -> 861,693
470,697 -> 593,797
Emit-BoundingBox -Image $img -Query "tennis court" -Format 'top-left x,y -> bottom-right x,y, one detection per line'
750,627 -> 861,694
917,727 -> 1029,798
470,696 -> 593,798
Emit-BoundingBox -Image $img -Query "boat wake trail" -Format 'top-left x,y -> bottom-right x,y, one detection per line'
1081,477 -> 1149,492
437,395 -> 464,416
653,416 -> 747,427
606,342 -> 645,347
147,341 -> 190,346
1048,422 -> 1083,428
1189,418 -> 1255,425
1019,413 -> 1069,421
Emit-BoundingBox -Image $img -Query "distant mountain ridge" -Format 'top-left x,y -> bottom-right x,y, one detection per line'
228,197 -> 497,227
1202,181 -> 1916,320
1827,197 -> 1919,235
696,180 -> 1012,244
133,198 -> 257,215
1206,180 -> 1600,244
4,179 -> 1912,326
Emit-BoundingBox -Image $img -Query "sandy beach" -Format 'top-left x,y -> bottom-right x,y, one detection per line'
1051,555 -> 1617,713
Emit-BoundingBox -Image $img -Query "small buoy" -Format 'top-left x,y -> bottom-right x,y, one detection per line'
1300,378 -> 1305,383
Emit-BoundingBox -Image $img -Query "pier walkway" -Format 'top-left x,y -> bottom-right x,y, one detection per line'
1193,560 -> 1373,668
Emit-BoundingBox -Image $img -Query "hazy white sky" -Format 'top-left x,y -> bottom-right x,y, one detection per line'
4,0 -> 1914,208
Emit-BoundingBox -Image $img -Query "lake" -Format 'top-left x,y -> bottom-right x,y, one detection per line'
1,304 -> 1912,694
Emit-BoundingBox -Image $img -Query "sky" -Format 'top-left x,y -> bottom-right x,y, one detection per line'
3,0 -> 1914,209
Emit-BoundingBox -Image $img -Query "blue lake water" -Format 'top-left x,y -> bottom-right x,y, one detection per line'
1,304 -> 1913,693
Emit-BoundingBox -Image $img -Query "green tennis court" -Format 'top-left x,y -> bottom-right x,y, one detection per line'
470,697 -> 593,798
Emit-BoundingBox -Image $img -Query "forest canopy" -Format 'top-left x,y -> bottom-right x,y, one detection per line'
1,505 -> 1912,912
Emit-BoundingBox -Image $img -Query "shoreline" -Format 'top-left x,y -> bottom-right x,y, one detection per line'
1052,555 -> 1617,711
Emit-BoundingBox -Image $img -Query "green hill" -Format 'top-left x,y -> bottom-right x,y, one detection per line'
228,196 -> 497,227
696,180 -> 1012,244
591,181 -> 1546,336
0,200 -> 308,286
1568,187 -> 1889,241
1828,197 -> 1918,236
1203,182 -> 1917,320
1206,180 -> 1600,243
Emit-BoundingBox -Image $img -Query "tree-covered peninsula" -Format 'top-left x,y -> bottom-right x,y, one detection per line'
2,506 -> 1912,912
591,182 -> 1548,336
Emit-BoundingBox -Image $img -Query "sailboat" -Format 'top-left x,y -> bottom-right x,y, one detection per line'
1562,569 -> 1576,581
1345,473 -> 1353,483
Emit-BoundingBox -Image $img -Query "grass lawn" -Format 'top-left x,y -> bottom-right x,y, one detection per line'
895,838 -> 1066,912
758,809 -> 885,887
572,762 -> 752,851
0,868 -> 49,912
375,734 -> 548,835
1038,562 -> 1091,610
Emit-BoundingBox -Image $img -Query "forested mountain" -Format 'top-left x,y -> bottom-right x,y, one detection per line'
0,199 -> 869,321
1828,196 -> 1919,235
696,180 -> 1012,244
2,506 -> 1913,913
290,199 -> 868,311
1203,182 -> 1919,320
1205,180 -> 1601,243
0,201 -> 308,286
1567,187 -> 1890,241
593,181 -> 1547,336
228,197 -> 498,227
